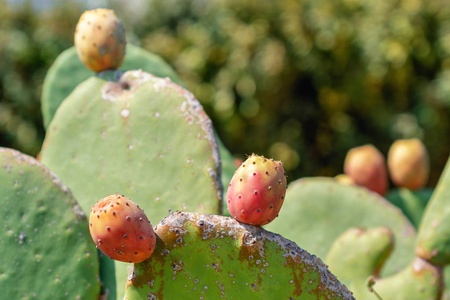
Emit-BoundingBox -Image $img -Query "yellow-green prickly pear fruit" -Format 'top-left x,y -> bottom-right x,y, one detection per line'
74,9 -> 126,72
387,138 -> 429,190
344,144 -> 388,196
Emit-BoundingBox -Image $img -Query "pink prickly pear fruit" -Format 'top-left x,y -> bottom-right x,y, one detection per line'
89,194 -> 156,263
74,9 -> 126,72
344,144 -> 388,196
226,154 -> 287,226
387,138 -> 429,190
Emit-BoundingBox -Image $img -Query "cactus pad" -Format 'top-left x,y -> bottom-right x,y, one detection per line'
326,227 -> 394,284
264,177 -> 416,277
41,44 -> 183,128
327,227 -> 442,299
0,148 -> 100,299
125,211 -> 355,299
385,188 -> 432,229
416,156 -> 450,265
40,70 -> 222,298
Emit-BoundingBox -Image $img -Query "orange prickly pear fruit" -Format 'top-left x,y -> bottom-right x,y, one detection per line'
89,194 -> 156,263
226,154 -> 287,226
74,9 -> 126,72
344,144 -> 388,196
387,138 -> 429,190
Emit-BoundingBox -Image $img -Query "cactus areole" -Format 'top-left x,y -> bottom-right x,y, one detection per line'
226,154 -> 287,225
89,194 -> 156,263
74,9 -> 126,72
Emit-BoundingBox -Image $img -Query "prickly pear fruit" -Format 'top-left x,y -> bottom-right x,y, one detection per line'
335,174 -> 355,185
387,138 -> 429,190
89,194 -> 156,263
226,154 -> 287,225
344,144 -> 388,196
74,9 -> 126,72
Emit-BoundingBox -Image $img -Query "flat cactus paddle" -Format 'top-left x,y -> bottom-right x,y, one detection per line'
41,44 -> 183,128
264,177 -> 416,278
40,70 -> 222,299
416,156 -> 450,265
0,148 -> 100,299
125,211 -> 355,299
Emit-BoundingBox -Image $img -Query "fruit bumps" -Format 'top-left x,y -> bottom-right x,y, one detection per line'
74,9 -> 126,72
89,194 -> 156,263
226,154 -> 287,225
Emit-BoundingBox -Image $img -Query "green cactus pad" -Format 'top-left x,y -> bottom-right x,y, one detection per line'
41,44 -> 183,128
125,211 -> 355,299
40,70 -> 222,299
416,156 -> 450,265
326,227 -> 442,299
326,227 -> 394,284
353,258 -> 442,300
0,148 -> 100,299
385,188 -> 433,229
264,177 -> 416,277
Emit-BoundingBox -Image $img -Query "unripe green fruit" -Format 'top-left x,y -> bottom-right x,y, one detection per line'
387,138 -> 429,190
74,9 -> 126,72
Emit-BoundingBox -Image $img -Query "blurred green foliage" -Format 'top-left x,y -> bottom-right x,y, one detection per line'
1,0 -> 449,185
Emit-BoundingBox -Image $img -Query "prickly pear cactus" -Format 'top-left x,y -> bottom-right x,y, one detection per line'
385,188 -> 433,229
40,70 -> 222,298
327,228 -> 442,299
125,212 -> 355,299
41,44 -> 183,128
416,156 -> 450,265
41,70 -> 222,221
0,148 -> 100,299
264,177 -> 416,277
326,227 -> 394,283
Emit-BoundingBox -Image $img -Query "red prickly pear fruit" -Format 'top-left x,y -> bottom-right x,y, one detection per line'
226,154 -> 287,226
74,9 -> 126,72
387,138 -> 429,190
89,194 -> 156,263
344,144 -> 388,196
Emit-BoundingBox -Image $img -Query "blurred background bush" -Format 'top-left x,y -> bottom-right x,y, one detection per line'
1,0 -> 449,186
